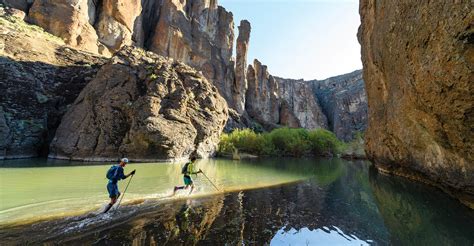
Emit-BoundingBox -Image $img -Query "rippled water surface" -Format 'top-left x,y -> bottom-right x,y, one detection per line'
0,158 -> 473,245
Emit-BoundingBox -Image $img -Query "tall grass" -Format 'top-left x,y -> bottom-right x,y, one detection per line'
218,128 -> 345,157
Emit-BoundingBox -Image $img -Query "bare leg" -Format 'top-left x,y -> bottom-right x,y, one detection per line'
189,184 -> 195,195
173,186 -> 186,196
104,196 -> 118,213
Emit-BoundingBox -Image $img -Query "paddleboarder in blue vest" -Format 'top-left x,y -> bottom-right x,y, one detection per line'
173,156 -> 202,195
103,158 -> 135,213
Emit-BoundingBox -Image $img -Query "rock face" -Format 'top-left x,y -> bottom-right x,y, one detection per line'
311,70 -> 367,141
49,46 -> 228,161
233,20 -> 251,113
28,0 -> 101,54
24,0 -> 238,103
276,78 -> 328,129
245,60 -> 329,130
24,0 -> 239,111
245,60 -> 280,128
0,14 -> 106,159
95,0 -> 143,55
273,70 -> 366,139
359,0 -> 474,207
148,0 -> 235,105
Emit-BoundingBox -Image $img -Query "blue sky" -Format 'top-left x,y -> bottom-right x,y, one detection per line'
220,0 -> 361,80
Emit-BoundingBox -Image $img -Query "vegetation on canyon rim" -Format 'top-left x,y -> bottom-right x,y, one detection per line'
218,128 -> 350,157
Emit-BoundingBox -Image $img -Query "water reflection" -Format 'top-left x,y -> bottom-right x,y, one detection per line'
271,227 -> 370,245
1,159 -> 473,245
369,168 -> 474,245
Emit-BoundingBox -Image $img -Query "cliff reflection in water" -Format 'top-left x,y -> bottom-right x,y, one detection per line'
369,168 -> 474,245
2,159 -> 474,245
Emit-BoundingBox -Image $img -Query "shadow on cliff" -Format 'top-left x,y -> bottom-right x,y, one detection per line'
0,55 -> 102,158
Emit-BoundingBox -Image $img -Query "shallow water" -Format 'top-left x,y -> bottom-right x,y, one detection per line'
0,158 -> 473,245
0,158 -> 313,226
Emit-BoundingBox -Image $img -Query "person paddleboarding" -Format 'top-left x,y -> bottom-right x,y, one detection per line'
173,156 -> 202,195
103,158 -> 136,213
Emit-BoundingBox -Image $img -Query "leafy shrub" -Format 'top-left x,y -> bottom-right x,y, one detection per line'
218,129 -> 266,154
308,129 -> 344,155
267,128 -> 311,157
218,128 -> 344,157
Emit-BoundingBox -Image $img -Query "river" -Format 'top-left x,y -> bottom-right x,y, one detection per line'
0,158 -> 473,245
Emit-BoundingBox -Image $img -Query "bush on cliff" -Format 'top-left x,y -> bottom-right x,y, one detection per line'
218,128 -> 344,157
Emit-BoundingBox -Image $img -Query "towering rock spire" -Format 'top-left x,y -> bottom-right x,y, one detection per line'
233,20 -> 251,113
245,59 -> 280,128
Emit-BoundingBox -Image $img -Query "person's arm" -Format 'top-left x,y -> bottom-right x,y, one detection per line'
117,167 -> 127,180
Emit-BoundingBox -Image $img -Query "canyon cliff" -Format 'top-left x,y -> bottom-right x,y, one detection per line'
11,0 -> 239,107
3,0 -> 341,132
359,0 -> 473,207
275,70 -> 367,141
311,70 -> 367,141
1,0 -> 370,160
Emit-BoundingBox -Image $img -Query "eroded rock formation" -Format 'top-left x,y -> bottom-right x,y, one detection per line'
311,70 -> 367,141
0,14 -> 106,159
28,0 -> 101,54
359,0 -> 474,207
245,60 -> 280,128
276,78 -> 328,129
148,0 -> 236,103
274,70 -> 366,139
233,20 -> 251,113
1,0 -> 371,160
23,0 -> 238,105
49,46 -> 228,161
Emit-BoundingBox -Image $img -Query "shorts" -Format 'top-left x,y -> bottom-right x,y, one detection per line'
107,182 -> 121,198
184,175 -> 193,186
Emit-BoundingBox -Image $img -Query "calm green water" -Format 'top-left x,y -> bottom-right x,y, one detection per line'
1,158 -> 473,245
0,158 -> 311,226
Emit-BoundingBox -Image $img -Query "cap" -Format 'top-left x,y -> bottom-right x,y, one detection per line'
121,158 -> 129,163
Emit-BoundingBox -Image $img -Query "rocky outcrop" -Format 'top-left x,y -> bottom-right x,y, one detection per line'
245,60 -> 280,129
359,0 -> 474,207
276,78 -> 328,129
28,0 -> 101,54
233,20 -> 251,113
49,46 -> 228,161
148,0 -> 236,105
0,14 -> 106,159
22,0 -> 238,104
273,70 -> 367,138
245,60 -> 329,131
22,0 -> 240,116
95,0 -> 143,55
311,70 -> 367,141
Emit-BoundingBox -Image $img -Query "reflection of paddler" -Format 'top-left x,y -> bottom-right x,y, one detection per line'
176,200 -> 193,230
173,156 -> 202,195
